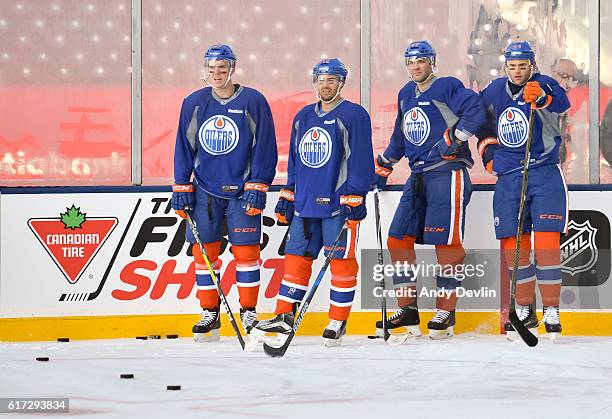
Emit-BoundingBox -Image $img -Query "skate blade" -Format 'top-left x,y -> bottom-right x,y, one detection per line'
194,329 -> 220,343
323,336 -> 343,348
387,333 -> 416,345
548,332 -> 561,343
375,326 -> 422,339
250,328 -> 287,347
428,326 -> 454,340
506,328 -> 538,342
243,335 -> 259,352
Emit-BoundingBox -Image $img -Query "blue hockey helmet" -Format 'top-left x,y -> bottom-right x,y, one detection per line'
404,40 -> 436,65
204,44 -> 237,66
504,41 -> 535,63
312,58 -> 348,83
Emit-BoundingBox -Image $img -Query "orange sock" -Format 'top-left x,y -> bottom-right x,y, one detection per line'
276,254 -> 313,314
535,232 -> 562,307
232,244 -> 261,309
329,258 -> 358,321
193,241 -> 222,309
388,235 -> 417,307
434,244 -> 465,311
501,235 -> 536,306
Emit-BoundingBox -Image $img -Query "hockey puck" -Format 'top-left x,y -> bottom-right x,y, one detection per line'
36,357 -> 49,362
149,335 -> 161,339
120,374 -> 134,379
166,385 -> 181,391
166,334 -> 179,339
57,337 -> 70,342
135,336 -> 148,340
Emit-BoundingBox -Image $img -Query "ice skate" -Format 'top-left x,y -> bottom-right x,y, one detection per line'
250,312 -> 294,346
427,309 -> 455,340
240,307 -> 258,334
375,304 -> 422,339
543,305 -> 562,342
505,303 -> 538,342
193,308 -> 220,342
322,320 -> 347,347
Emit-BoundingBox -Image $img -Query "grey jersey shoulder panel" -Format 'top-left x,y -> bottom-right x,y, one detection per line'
335,117 -> 350,193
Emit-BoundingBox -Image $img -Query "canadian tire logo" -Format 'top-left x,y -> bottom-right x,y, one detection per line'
561,220 -> 598,276
28,205 -> 118,284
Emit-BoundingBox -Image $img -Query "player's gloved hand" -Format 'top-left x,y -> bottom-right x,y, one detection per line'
241,181 -> 269,216
275,187 -> 295,225
523,81 -> 546,104
172,183 -> 195,219
340,194 -> 367,222
371,155 -> 394,190
477,137 -> 500,175
434,128 -> 467,160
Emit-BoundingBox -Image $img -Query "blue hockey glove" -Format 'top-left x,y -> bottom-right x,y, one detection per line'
371,155 -> 394,190
477,137 -> 499,175
172,183 -> 195,219
275,188 -> 295,225
434,128 -> 468,160
340,194 -> 367,221
241,181 -> 269,216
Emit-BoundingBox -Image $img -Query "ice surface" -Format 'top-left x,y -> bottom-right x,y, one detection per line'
1,334 -> 612,419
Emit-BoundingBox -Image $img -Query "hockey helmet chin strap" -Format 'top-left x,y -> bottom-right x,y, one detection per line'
202,60 -> 235,89
313,80 -> 345,104
504,63 -> 534,87
406,57 -> 438,87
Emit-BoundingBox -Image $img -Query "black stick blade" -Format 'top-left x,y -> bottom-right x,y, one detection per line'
508,311 -> 539,347
263,334 -> 294,358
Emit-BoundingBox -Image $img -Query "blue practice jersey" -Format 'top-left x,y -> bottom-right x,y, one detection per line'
476,73 -> 570,175
287,99 -> 374,218
174,85 -> 277,199
384,76 -> 485,173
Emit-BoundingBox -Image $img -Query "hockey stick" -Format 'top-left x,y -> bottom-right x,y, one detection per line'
264,222 -> 348,358
508,103 -> 539,347
367,189 -> 415,345
374,188 -> 389,341
185,213 -> 256,351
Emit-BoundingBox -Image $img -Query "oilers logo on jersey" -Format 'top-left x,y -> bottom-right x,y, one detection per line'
402,107 -> 431,146
299,127 -> 332,168
198,115 -> 240,155
497,107 -> 528,148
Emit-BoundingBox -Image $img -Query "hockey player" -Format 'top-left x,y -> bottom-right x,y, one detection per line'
172,44 -> 278,342
373,41 -> 485,339
251,58 -> 374,346
475,41 -> 570,341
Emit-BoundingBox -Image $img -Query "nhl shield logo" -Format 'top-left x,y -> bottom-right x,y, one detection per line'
561,220 -> 598,276
299,127 -> 332,168
498,107 -> 528,148
199,115 -> 240,155
402,107 -> 430,146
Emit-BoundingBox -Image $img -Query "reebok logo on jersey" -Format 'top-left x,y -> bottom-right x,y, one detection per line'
418,101 -> 430,105
227,109 -> 243,114
299,127 -> 332,168
199,115 -> 240,155
402,107 -> 430,146
323,120 -> 336,125
28,205 -> 118,285
497,107 -> 528,148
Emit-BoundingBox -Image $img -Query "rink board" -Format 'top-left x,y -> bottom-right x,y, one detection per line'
0,187 -> 611,341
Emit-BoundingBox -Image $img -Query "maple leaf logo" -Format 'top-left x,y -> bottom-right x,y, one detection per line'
60,205 -> 86,230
